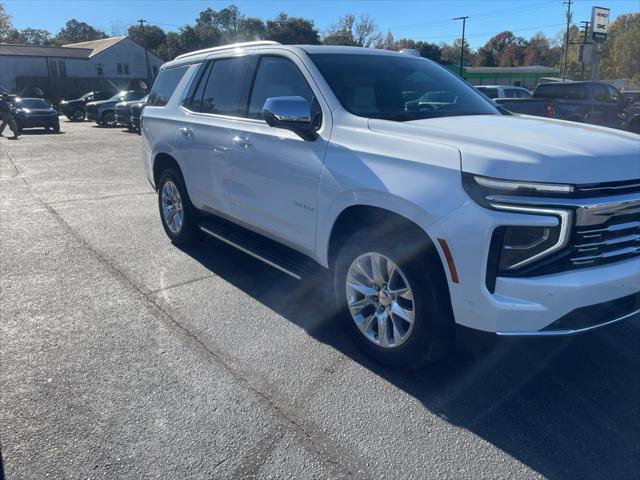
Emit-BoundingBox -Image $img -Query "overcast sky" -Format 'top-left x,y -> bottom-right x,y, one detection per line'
5,0 -> 639,48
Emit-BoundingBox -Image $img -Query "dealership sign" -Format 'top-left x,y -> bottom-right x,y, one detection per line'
591,6 -> 610,41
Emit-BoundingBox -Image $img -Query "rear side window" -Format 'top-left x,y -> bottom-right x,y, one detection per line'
191,57 -> 254,117
148,66 -> 188,107
504,89 -> 517,98
535,83 -> 585,100
248,56 -> 315,120
478,88 -> 498,98
515,89 -> 532,98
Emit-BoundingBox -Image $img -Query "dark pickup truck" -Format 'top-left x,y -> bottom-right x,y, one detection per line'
495,81 -> 638,132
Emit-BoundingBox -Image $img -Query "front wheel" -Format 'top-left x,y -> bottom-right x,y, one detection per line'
101,111 -> 116,127
333,230 -> 453,369
157,168 -> 201,246
71,109 -> 85,121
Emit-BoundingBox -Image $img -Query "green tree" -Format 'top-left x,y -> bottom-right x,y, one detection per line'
155,31 -> 183,61
440,39 -> 472,66
237,17 -> 266,41
10,28 -> 52,45
600,13 -> 640,80
265,13 -> 319,44
416,41 -> 442,63
56,19 -> 107,44
128,24 -> 167,52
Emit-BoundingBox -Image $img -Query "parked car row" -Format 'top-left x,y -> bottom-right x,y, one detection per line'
475,81 -> 640,133
59,90 -> 148,131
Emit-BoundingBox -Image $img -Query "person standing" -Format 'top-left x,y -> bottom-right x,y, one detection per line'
0,93 -> 20,139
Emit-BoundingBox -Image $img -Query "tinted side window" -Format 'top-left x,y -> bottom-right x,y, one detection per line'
592,84 -> 608,102
504,89 -> 517,98
196,56 -> 254,116
248,56 -> 315,120
516,89 -> 532,98
148,66 -> 188,107
534,84 -> 558,98
478,88 -> 498,98
606,85 -> 621,103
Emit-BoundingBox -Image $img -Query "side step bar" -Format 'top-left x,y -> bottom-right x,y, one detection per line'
198,216 -> 316,280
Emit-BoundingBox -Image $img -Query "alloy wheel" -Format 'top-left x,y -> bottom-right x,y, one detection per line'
161,180 -> 184,234
346,252 -> 415,349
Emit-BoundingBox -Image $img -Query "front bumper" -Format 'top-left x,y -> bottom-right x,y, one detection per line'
429,197 -> 640,334
17,115 -> 59,128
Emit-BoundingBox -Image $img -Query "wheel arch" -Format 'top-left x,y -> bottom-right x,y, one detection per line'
153,152 -> 183,188
325,203 -> 455,334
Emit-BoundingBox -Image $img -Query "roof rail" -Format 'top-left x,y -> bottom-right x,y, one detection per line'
175,40 -> 281,60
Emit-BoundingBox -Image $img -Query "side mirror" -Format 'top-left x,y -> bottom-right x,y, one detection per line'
262,96 -> 315,139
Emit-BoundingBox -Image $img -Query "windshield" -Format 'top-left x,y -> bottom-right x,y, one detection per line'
109,91 -> 129,101
17,98 -> 50,109
309,53 -> 499,121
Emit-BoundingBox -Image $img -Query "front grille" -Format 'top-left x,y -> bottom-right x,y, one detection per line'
575,179 -> 640,197
570,212 -> 640,267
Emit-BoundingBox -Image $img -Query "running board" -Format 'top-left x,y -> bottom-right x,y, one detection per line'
198,217 -> 315,280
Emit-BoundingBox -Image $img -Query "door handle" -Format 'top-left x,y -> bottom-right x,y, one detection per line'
232,135 -> 251,148
179,127 -> 193,137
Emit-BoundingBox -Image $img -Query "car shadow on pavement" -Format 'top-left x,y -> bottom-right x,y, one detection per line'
178,236 -> 640,480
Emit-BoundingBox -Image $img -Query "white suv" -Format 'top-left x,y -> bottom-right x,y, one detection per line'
142,41 -> 640,369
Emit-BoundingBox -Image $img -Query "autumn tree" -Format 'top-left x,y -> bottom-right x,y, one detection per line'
600,12 -> 640,81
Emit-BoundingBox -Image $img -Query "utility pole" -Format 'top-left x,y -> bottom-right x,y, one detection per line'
138,19 -> 152,84
561,0 -> 573,81
579,21 -> 590,80
453,16 -> 468,78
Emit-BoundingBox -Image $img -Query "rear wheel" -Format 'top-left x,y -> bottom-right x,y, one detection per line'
333,229 -> 453,369
157,168 -> 201,246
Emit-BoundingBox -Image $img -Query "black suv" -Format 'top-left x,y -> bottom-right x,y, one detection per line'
86,91 -> 147,127
59,91 -> 115,121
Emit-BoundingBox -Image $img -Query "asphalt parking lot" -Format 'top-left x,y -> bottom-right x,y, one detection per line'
1,120 -> 639,480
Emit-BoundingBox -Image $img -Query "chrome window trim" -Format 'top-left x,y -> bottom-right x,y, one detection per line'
489,203 -> 573,270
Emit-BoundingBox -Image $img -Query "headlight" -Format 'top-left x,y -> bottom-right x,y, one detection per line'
463,173 -> 575,207
493,224 -> 562,271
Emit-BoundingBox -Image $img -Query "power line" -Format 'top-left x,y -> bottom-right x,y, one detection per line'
385,1 -> 555,33
410,22 -> 567,41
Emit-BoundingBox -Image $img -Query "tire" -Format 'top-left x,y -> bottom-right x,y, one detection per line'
157,168 -> 201,246
53,121 -> 60,133
333,228 -> 454,370
101,111 -> 116,127
71,109 -> 85,121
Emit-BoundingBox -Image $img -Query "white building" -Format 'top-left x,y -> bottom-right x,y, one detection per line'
0,36 -> 164,97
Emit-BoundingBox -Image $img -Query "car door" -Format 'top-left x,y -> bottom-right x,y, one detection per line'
226,54 -> 329,252
175,56 -> 256,214
590,83 -> 621,127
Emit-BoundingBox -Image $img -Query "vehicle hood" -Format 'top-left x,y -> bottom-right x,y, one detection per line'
368,114 -> 640,184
